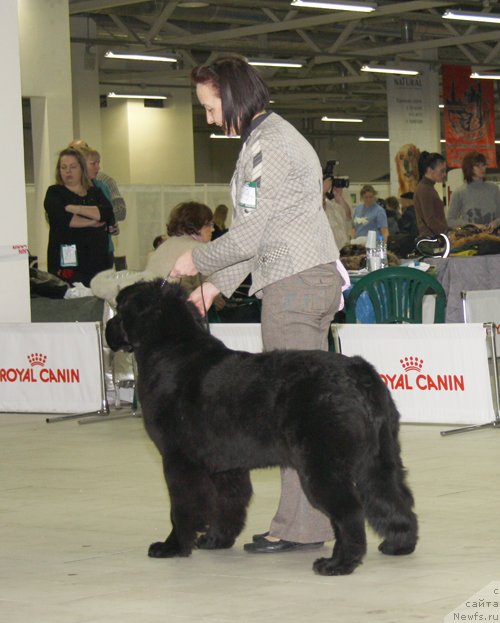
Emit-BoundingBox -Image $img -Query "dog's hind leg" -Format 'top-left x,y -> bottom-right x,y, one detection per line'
357,420 -> 418,557
148,453 -> 217,559
196,469 -> 253,550
297,459 -> 367,576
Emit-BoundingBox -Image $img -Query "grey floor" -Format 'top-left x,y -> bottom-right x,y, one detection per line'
1,410 -> 499,623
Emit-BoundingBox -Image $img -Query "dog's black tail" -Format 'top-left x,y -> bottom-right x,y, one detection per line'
349,356 -> 418,555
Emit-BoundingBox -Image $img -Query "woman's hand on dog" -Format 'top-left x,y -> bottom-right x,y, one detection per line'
170,249 -> 198,278
189,282 -> 221,316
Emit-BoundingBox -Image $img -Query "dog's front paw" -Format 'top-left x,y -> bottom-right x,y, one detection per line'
148,541 -> 191,558
196,533 -> 235,550
378,540 -> 416,556
313,556 -> 361,576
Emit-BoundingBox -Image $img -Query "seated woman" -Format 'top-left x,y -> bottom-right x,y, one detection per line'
448,151 -> 500,230
44,147 -> 115,287
91,202 -> 216,307
351,184 -> 389,243
145,201 -> 214,293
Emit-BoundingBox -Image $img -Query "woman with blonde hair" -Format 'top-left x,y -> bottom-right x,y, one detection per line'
212,203 -> 229,239
351,184 -> 388,242
44,147 -> 115,286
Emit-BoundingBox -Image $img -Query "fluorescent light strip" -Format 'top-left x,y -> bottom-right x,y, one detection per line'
249,60 -> 303,68
443,10 -> 500,25
441,139 -> 500,143
439,104 -> 444,108
210,133 -> 241,139
105,51 -> 177,63
361,65 -> 419,76
358,136 -> 389,142
108,92 -> 167,100
471,72 -> 500,80
291,1 -> 376,12
321,116 -> 363,122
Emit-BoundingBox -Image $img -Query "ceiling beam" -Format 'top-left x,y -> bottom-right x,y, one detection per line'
154,1 -> 453,46
268,74 -> 373,88
346,29 -> 500,57
69,0 -> 151,14
109,14 -> 142,44
146,1 -> 179,45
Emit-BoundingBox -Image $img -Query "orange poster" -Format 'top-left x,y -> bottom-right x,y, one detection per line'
442,64 -> 497,168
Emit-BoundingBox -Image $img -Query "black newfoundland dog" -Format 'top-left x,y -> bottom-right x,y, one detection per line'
105,280 -> 417,576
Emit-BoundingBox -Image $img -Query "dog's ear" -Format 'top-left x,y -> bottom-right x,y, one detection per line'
115,280 -> 163,347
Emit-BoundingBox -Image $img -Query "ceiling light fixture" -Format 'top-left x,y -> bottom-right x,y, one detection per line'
249,59 -> 304,68
358,136 -> 389,142
108,92 -> 167,100
442,10 -> 500,25
470,72 -> 500,80
361,64 -> 419,76
210,133 -> 241,139
105,51 -> 177,63
321,116 -> 363,122
177,2 -> 209,7
291,1 -> 376,12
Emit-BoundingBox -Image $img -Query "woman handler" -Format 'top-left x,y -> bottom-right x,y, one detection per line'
171,55 -> 348,554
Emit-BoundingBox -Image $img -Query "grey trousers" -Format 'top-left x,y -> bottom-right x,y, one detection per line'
260,262 -> 342,543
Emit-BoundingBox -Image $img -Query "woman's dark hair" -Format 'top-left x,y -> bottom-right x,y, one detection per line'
167,201 -> 213,237
418,151 -> 445,180
55,147 -> 90,188
191,54 -> 270,137
385,196 -> 400,212
462,150 -> 487,183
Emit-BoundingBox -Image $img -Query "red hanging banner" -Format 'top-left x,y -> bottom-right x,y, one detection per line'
442,65 -> 497,168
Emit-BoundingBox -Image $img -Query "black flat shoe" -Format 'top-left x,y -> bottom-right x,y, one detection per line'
252,531 -> 269,542
244,537 -> 324,554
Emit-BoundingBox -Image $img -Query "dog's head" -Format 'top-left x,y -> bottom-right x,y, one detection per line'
105,279 -> 202,352
395,143 -> 420,192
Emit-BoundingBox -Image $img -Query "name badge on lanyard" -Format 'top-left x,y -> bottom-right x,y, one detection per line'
60,244 -> 78,267
239,181 -> 258,214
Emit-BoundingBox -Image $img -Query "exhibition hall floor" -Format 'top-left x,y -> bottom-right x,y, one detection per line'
1,411 -> 499,623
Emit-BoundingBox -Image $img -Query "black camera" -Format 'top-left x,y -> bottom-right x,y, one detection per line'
322,160 -> 350,200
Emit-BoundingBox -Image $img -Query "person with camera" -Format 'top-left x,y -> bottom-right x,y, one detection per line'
322,163 -> 352,250
171,54 -> 349,554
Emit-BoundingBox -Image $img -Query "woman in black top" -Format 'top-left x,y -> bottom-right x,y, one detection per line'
44,148 -> 115,286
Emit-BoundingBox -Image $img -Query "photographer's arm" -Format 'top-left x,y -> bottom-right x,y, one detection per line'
332,188 -> 352,219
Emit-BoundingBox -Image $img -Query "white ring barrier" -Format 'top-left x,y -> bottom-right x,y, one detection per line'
0,322 -> 104,414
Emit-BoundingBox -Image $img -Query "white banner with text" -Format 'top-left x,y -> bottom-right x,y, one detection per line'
0,323 -> 103,413
333,323 -> 494,425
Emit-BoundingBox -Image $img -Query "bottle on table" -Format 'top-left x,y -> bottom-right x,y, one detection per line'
376,234 -> 388,269
366,230 -> 380,272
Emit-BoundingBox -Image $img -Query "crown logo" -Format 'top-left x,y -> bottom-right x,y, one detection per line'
27,353 -> 47,367
400,356 -> 423,372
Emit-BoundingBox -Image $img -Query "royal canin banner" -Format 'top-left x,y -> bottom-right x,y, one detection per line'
210,323 -> 263,353
442,64 -> 497,168
0,323 -> 103,413
334,323 -> 494,425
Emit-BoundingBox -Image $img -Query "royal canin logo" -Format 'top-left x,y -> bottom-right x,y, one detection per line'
380,356 -> 465,392
0,353 -> 80,384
